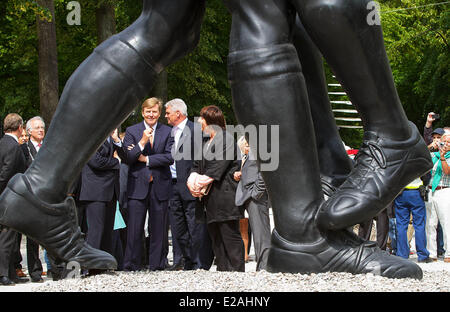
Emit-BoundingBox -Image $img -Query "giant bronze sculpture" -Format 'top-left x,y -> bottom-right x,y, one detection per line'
0,0 -> 432,279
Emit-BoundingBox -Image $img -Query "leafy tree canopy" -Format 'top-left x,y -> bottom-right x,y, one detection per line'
1,0 -> 448,143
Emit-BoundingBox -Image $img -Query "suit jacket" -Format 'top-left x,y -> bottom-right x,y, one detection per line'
235,153 -> 268,207
21,143 -> 32,167
22,140 -> 39,168
123,121 -> 174,201
172,120 -> 202,201
0,135 -> 27,194
190,130 -> 241,224
79,138 -> 123,202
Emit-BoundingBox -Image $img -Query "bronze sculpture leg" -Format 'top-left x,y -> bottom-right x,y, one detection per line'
226,0 -> 429,278
292,15 -> 353,192
0,0 -> 206,270
290,0 -> 432,230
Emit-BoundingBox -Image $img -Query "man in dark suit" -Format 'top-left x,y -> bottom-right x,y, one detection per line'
79,129 -> 124,260
235,137 -> 271,271
21,116 -> 46,282
0,113 -> 29,285
165,99 -> 214,270
122,98 -> 174,271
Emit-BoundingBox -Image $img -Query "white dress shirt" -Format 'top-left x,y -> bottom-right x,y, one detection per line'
138,121 -> 157,166
30,138 -> 42,152
170,118 -> 188,179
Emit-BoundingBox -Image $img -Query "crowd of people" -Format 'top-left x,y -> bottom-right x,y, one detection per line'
0,102 -> 448,286
357,112 -> 450,264
0,98 -> 273,285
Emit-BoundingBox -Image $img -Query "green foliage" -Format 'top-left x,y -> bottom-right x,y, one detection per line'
380,0 -> 450,129
0,0 -> 41,121
1,0 -> 448,136
167,0 -> 233,124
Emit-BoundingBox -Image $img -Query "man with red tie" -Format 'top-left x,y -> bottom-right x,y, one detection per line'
122,98 -> 174,271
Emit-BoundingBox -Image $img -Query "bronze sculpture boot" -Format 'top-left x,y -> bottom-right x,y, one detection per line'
316,123 -> 433,230
267,228 -> 423,279
0,174 -> 117,270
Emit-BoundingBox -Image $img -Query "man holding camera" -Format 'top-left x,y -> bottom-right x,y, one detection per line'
424,112 -> 444,151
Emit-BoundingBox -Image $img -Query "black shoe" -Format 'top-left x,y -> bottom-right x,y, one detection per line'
31,276 -> 44,283
183,260 -> 198,271
166,261 -> 184,271
418,257 -> 435,263
0,276 -> 15,286
12,277 -> 30,284
266,228 -> 423,279
0,174 -> 117,271
317,122 -> 433,230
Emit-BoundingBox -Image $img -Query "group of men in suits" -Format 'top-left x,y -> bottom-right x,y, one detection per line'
0,114 -> 45,285
1,99 -> 270,281
78,97 -> 214,272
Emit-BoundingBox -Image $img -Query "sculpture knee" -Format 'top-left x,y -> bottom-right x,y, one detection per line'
117,0 -> 206,70
296,0 -> 372,31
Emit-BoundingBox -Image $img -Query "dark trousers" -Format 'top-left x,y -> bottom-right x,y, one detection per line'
0,227 -> 17,278
170,183 -> 212,269
437,222 -> 445,255
246,199 -> 271,271
84,199 -> 116,255
26,237 -> 43,279
358,208 -> 389,250
195,222 -> 214,270
14,233 -> 23,270
167,188 -> 183,266
207,220 -> 245,272
124,183 -> 169,271
12,233 -> 42,278
111,230 -> 124,271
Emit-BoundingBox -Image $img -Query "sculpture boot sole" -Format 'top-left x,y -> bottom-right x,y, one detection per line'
266,229 -> 423,279
0,174 -> 117,270
316,122 -> 433,230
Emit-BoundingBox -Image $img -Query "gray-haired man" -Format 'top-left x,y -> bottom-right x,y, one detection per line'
165,98 -> 214,270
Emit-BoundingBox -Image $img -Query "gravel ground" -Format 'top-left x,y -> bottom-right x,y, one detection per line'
2,216 -> 448,293
21,257 -> 448,292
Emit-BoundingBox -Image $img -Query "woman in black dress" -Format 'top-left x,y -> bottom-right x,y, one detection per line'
187,105 -> 245,272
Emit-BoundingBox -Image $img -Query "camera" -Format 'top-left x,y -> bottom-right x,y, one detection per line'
432,113 -> 441,121
438,141 -> 445,148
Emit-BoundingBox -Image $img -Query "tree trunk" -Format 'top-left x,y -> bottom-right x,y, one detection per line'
36,0 -> 59,127
96,2 -> 116,44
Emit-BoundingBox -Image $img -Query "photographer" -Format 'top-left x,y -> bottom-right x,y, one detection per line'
423,112 -> 444,151
425,133 -> 450,263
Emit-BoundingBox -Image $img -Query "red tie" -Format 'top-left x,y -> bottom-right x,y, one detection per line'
38,143 -> 42,147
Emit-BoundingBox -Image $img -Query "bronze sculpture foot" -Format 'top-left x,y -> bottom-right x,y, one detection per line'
316,122 -> 433,230
267,228 -> 423,279
0,174 -> 117,270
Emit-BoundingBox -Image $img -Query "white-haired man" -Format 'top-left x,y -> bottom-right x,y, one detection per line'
23,116 -> 46,282
26,116 -> 45,155
164,98 -> 214,270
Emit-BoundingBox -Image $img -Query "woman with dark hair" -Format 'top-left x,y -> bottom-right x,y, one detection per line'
187,105 -> 245,272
